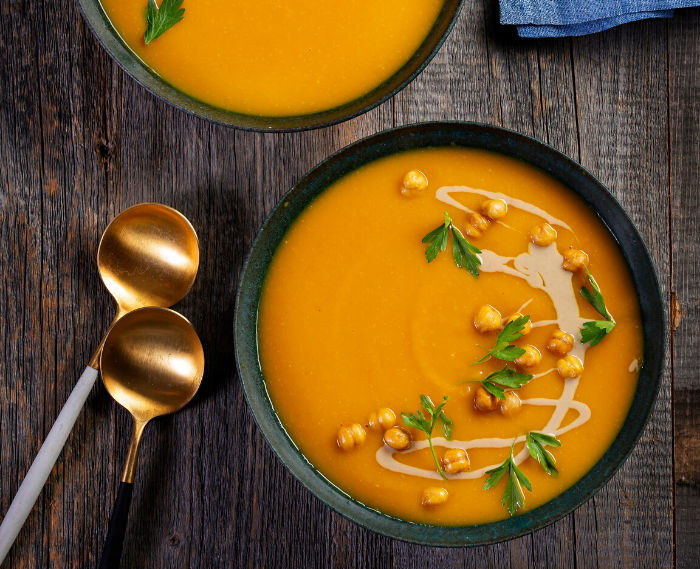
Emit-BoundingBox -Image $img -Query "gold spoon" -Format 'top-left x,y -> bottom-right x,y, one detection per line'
0,204 -> 199,563
97,307 -> 204,569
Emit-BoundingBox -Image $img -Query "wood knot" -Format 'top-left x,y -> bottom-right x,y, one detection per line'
167,533 -> 181,548
93,134 -> 114,165
671,291 -> 682,332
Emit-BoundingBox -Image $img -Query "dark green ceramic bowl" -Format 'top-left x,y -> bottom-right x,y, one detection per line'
75,0 -> 464,132
234,122 -> 666,546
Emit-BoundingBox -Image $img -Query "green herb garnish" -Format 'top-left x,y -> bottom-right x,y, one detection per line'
422,212 -> 451,262
422,212 -> 481,276
144,0 -> 185,44
483,441 -> 532,516
580,266 -> 611,319
461,365 -> 533,400
580,320 -> 616,347
474,314 -> 530,364
452,226 -> 481,275
401,395 -> 453,480
525,432 -> 561,477
579,266 -> 615,346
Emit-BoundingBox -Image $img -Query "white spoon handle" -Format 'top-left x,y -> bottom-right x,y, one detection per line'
0,365 -> 99,563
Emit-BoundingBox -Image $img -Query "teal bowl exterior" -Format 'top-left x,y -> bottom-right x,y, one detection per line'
234,122 -> 666,546
75,0 -> 464,132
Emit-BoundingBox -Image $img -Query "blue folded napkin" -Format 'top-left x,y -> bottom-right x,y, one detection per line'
500,0 -> 688,38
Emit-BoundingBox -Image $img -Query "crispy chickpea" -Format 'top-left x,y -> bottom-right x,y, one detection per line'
337,423 -> 366,451
499,390 -> 522,418
507,312 -> 532,336
547,329 -> 575,355
530,223 -> 557,246
474,386 -> 498,412
557,355 -> 584,378
442,448 -> 470,474
367,407 -> 397,431
422,486 -> 449,506
481,199 -> 507,220
464,212 -> 490,238
384,426 -> 412,451
474,304 -> 501,333
515,345 -> 541,368
401,169 -> 428,195
562,248 -> 589,272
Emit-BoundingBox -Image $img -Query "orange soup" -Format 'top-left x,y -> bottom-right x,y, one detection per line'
257,147 -> 643,526
100,0 -> 445,116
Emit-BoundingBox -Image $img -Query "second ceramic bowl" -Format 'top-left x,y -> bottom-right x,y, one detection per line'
76,0 -> 464,131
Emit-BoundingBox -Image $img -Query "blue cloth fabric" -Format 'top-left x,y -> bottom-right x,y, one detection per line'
500,0 -> 692,37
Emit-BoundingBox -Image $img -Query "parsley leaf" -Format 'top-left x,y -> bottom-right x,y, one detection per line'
579,266 -> 616,346
482,461 -> 508,489
452,226 -> 482,276
483,442 -> 532,516
474,315 -> 530,364
461,365 -> 533,400
144,0 -> 185,45
580,266 -> 611,320
401,395 -> 452,480
422,212 -> 450,263
525,432 -> 561,477
422,213 -> 481,275
580,320 -> 616,347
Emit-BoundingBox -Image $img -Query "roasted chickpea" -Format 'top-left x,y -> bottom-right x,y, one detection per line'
401,169 -> 428,195
557,355 -> 584,378
507,312 -> 532,336
499,390 -> 522,417
547,329 -> 575,355
481,199 -> 507,220
515,345 -> 541,368
368,407 -> 397,431
474,386 -> 499,412
562,248 -> 589,272
530,223 -> 557,246
384,426 -> 412,450
337,423 -> 366,451
474,304 -> 501,333
464,212 -> 490,238
422,486 -> 449,506
442,448 -> 470,474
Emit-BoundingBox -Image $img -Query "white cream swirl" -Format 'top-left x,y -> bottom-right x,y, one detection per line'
375,186 -> 591,479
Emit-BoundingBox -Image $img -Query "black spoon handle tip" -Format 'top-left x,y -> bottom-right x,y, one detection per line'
98,482 -> 134,569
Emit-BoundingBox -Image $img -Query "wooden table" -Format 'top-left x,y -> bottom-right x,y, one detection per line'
1,1 -> 697,566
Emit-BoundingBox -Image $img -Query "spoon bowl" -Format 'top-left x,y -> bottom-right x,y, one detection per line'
101,307 -> 204,422
97,203 -> 200,318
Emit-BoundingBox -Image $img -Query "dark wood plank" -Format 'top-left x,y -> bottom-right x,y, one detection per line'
0,0 -> 87,566
568,18 -> 673,569
669,8 -> 700,569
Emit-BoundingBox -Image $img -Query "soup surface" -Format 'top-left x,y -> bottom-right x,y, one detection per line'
100,0 -> 444,117
257,147 -> 643,526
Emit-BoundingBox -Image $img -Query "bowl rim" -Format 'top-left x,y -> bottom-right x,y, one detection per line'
74,0 -> 465,132
233,121 -> 667,546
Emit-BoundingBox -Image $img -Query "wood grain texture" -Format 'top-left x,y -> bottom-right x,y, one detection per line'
0,0 -> 692,566
570,19 -> 674,569
669,8 -> 700,569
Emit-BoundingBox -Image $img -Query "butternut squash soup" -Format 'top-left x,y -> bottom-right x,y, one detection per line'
99,0 -> 445,117
257,147 -> 643,526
